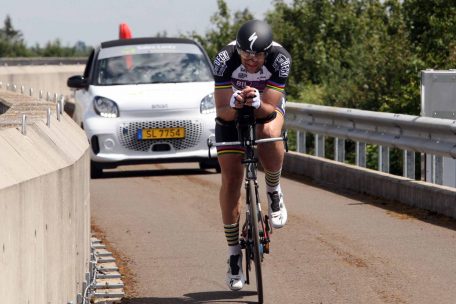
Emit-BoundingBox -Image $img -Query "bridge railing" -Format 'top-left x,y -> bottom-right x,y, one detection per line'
285,102 -> 456,184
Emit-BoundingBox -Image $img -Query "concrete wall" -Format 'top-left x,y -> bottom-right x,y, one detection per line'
0,88 -> 90,303
283,151 -> 456,219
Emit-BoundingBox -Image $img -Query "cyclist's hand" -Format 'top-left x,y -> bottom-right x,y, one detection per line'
242,87 -> 261,109
229,90 -> 244,109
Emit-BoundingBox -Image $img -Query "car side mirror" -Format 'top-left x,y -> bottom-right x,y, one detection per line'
67,75 -> 88,89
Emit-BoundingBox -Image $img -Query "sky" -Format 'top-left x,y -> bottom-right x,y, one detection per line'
1,0 -> 290,48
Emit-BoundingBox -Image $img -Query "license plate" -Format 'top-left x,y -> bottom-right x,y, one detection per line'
138,127 -> 185,140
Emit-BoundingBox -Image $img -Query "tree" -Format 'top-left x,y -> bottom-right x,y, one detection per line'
0,15 -> 23,43
267,0 -> 424,114
190,0 -> 254,60
403,0 -> 456,68
0,15 -> 28,56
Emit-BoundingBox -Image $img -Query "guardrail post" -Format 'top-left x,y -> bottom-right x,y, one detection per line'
432,155 -> 443,185
59,95 -> 65,114
315,134 -> 325,157
356,142 -> 366,167
403,150 -> 415,179
21,114 -> 27,135
56,103 -> 61,121
46,108 -> 51,127
379,145 -> 390,173
335,137 -> 345,162
296,130 -> 306,153
421,153 -> 426,181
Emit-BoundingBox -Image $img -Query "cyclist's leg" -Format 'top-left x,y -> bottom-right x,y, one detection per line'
256,112 -> 284,171
215,120 -> 245,225
216,121 -> 246,290
256,110 -> 288,228
218,155 -> 246,290
218,154 -> 244,225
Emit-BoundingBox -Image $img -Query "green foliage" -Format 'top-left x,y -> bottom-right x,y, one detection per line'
29,39 -> 91,57
266,0 -> 427,115
189,0 -> 254,60
403,0 -> 456,68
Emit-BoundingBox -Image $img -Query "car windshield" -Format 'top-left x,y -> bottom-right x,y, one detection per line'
94,43 -> 213,85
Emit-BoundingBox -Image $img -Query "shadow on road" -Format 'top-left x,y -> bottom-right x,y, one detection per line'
99,168 -> 218,179
121,290 -> 258,304
284,171 -> 456,232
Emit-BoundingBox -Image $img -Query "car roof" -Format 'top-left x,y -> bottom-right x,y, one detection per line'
100,37 -> 199,49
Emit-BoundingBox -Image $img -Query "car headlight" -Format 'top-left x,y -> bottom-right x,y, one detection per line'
200,93 -> 215,114
93,96 -> 119,118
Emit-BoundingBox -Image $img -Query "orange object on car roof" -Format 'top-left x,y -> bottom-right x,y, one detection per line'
119,23 -> 132,39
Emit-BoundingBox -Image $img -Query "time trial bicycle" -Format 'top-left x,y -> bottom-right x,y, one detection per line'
208,106 -> 288,304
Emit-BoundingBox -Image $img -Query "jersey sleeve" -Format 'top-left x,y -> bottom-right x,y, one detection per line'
265,47 -> 292,94
213,44 -> 236,90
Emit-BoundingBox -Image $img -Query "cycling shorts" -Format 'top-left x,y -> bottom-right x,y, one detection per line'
215,104 -> 285,156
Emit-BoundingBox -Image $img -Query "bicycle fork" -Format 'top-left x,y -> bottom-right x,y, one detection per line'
240,179 -> 271,263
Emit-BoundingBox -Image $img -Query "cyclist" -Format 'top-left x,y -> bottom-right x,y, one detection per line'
213,19 -> 292,290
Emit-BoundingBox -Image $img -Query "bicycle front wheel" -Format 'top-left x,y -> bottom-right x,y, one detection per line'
247,179 -> 263,303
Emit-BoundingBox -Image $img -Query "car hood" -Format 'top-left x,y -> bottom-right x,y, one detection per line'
89,81 -> 214,112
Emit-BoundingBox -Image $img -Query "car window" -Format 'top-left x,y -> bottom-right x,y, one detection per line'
94,43 -> 213,85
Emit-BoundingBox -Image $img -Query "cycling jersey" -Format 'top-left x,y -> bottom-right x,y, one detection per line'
213,41 -> 292,156
213,41 -> 291,97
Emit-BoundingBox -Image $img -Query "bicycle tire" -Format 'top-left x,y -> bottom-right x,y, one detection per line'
247,179 -> 264,303
242,221 -> 251,285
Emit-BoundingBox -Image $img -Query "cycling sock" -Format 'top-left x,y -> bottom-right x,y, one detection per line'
224,223 -> 240,253
228,244 -> 241,256
265,168 -> 282,193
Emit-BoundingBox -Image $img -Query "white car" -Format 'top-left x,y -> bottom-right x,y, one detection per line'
67,37 -> 219,178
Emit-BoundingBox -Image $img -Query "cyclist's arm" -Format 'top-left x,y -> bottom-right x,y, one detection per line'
254,87 -> 283,119
215,88 -> 237,121
241,86 -> 283,120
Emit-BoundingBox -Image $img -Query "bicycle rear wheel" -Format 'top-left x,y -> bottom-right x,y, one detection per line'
247,179 -> 263,303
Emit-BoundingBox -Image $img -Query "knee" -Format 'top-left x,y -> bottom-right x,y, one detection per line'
221,171 -> 243,189
257,123 -> 281,138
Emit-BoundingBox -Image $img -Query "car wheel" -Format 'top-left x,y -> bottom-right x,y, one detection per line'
199,159 -> 221,173
90,161 -> 103,179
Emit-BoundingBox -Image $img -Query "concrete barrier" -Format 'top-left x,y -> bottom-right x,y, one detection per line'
0,89 -> 90,303
283,151 -> 456,218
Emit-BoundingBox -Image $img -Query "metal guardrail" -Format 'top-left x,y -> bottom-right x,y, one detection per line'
0,81 -> 66,132
285,102 -> 456,183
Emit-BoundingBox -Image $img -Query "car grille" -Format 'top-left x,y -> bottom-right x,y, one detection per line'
118,120 -> 202,152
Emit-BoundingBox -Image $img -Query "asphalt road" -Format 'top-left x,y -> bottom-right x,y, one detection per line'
91,163 -> 456,304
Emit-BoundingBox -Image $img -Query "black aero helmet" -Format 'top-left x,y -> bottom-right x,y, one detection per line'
236,20 -> 273,53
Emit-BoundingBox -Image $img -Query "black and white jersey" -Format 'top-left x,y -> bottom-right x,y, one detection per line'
213,41 -> 292,94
